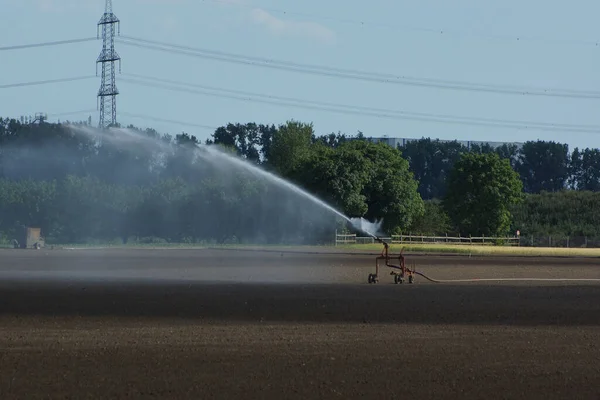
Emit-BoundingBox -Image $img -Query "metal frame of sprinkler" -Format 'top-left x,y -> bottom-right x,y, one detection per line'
368,236 -> 415,284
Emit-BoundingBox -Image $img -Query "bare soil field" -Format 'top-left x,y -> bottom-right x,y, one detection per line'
1,248 -> 599,399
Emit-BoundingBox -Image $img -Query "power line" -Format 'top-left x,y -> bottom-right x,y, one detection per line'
202,0 -> 600,48
119,112 -> 217,131
2,34 -> 597,99
0,76 -> 96,89
119,74 -> 600,133
0,37 -> 97,51
117,36 -> 600,100
124,73 -> 597,130
23,110 -> 215,131
41,110 -> 217,132
48,109 -> 97,117
4,72 -> 598,133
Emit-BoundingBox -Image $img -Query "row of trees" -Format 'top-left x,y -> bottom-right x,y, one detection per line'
399,139 -> 599,199
0,118 -> 424,244
206,124 -> 599,199
0,116 -> 597,245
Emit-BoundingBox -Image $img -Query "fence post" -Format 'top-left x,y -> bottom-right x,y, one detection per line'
566,236 -> 569,248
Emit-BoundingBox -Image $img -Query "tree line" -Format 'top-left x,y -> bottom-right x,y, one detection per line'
1,115 -> 599,245
207,125 -> 598,199
0,117 -> 422,244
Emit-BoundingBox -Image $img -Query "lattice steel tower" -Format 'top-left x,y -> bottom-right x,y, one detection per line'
96,0 -> 121,128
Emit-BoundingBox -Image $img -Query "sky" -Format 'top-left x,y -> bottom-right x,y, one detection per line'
2,0 -> 600,150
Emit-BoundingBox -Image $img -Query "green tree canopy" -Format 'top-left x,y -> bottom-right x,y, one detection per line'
517,140 -> 570,193
268,120 -> 314,176
408,200 -> 451,235
398,138 -> 466,200
287,142 -> 370,217
357,141 -> 424,233
283,140 -> 424,234
443,152 -> 523,236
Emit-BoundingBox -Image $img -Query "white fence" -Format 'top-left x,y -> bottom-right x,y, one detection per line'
335,232 -> 520,246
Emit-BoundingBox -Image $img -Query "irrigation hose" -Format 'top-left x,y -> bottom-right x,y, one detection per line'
412,270 -> 600,283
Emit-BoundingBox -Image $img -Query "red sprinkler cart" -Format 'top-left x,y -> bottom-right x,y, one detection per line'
368,239 -> 414,284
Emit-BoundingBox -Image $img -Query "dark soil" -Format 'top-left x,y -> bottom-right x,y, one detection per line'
0,248 -> 599,399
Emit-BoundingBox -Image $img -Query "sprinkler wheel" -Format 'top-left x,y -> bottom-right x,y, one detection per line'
368,273 -> 379,284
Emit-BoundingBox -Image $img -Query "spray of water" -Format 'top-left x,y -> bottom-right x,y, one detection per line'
348,217 -> 384,238
199,145 -> 385,239
201,146 -> 348,219
68,125 -> 384,239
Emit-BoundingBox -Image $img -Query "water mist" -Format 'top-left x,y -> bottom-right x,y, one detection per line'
68,124 -> 384,239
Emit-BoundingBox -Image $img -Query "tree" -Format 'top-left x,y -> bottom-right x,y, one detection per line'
348,140 -> 424,234
399,138 -> 466,200
494,143 -> 520,169
444,152 -> 523,237
569,148 -> 600,191
468,142 -> 495,154
312,131 -> 349,148
288,142 -> 370,217
517,140 -> 570,193
207,122 -> 273,163
267,120 -> 314,176
408,200 -> 451,235
286,139 -> 424,234
569,147 -> 582,189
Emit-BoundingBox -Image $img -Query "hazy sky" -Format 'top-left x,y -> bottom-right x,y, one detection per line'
2,0 -> 600,150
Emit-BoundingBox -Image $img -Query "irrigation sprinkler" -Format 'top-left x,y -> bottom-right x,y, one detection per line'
368,236 -> 415,284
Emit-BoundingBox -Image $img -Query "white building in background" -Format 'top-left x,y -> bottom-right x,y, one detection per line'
367,136 -> 524,150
